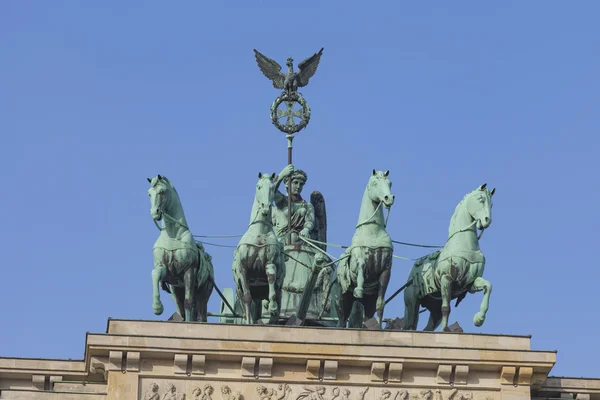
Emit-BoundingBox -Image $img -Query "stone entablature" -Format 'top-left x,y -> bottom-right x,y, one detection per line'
0,320 -> 597,399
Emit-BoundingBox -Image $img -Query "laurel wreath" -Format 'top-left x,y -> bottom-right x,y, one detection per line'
270,93 -> 311,134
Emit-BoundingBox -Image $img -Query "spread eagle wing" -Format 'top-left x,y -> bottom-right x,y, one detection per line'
297,47 -> 324,87
253,49 -> 285,89
310,190 -> 327,252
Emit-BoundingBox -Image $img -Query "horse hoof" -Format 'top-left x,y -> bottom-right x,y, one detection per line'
353,288 -> 364,298
473,312 -> 485,327
153,302 -> 164,315
269,301 -> 278,313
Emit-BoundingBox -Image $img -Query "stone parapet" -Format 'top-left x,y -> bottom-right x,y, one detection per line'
0,319 -> 595,400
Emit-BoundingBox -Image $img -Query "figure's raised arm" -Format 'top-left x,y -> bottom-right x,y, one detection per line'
274,164 -> 294,206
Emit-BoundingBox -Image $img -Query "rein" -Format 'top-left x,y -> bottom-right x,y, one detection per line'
355,201 -> 392,229
445,220 -> 485,243
153,208 -> 190,232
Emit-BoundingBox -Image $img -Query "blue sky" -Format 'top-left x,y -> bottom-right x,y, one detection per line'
1,2 -> 598,378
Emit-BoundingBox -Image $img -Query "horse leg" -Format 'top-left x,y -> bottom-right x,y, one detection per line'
171,285 -> 186,319
402,281 -> 420,330
151,266 -> 167,315
195,280 -> 212,323
238,267 -> 253,324
439,273 -> 453,331
182,264 -> 197,322
376,267 -> 392,325
423,305 -> 443,331
472,276 -> 492,327
362,295 -> 377,320
353,258 -> 366,299
335,288 -> 346,328
265,263 -> 278,317
337,292 -> 352,328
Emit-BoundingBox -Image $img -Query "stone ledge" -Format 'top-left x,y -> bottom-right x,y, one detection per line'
0,389 -> 106,399
105,319 -> 533,351
84,334 -> 556,367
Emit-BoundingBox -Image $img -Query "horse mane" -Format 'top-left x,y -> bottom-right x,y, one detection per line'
448,190 -> 475,237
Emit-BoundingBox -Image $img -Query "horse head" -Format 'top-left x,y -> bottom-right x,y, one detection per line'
147,174 -> 173,221
368,169 -> 395,208
467,183 -> 495,230
256,172 -> 277,217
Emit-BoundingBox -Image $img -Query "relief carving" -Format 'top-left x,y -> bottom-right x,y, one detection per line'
191,384 -> 215,400
296,386 -> 369,400
163,383 -> 186,400
141,381 -> 489,400
257,384 -> 291,400
438,389 -> 474,400
144,383 -> 160,400
415,390 -> 433,400
222,385 -> 243,400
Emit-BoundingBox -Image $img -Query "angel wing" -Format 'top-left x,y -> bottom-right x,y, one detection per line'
253,49 -> 285,89
297,48 -> 324,87
310,190 -> 327,251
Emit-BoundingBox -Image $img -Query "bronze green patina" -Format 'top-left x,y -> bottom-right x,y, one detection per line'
271,165 -> 334,321
335,170 -> 395,327
147,175 -> 214,322
143,49 -> 502,331
254,48 -> 322,134
254,48 -> 324,100
403,184 -> 495,332
232,173 -> 285,324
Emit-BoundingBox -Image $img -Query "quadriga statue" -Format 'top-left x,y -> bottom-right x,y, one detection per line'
147,175 -> 214,322
271,164 -> 331,321
403,184 -> 495,331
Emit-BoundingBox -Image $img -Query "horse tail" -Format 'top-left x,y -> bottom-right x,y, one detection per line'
337,251 -> 352,294
161,281 -> 172,294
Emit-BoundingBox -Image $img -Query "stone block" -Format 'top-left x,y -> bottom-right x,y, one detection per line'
454,365 -> 469,385
363,318 -> 381,330
108,351 -> 123,371
241,357 -> 256,377
501,366 -> 517,385
89,356 -> 108,379
126,352 -> 140,372
191,354 -> 205,375
323,360 -> 338,380
370,362 -> 386,381
258,357 -> 273,377
174,354 -> 188,375
306,359 -> 321,380
286,315 -> 302,326
32,375 -> 45,390
388,362 -> 403,382
517,366 -> 533,386
385,317 -> 403,330
49,375 -> 63,390
437,364 -> 453,384
576,394 -> 590,400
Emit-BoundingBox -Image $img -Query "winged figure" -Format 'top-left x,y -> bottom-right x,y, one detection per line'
253,48 -> 324,97
309,190 -> 327,252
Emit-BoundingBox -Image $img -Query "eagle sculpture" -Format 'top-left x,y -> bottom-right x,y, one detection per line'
253,48 -> 324,97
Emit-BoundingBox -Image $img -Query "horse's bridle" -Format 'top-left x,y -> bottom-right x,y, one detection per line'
152,207 -> 190,232
355,200 -> 393,229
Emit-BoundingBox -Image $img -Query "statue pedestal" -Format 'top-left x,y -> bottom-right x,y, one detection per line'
0,319 -> 598,400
